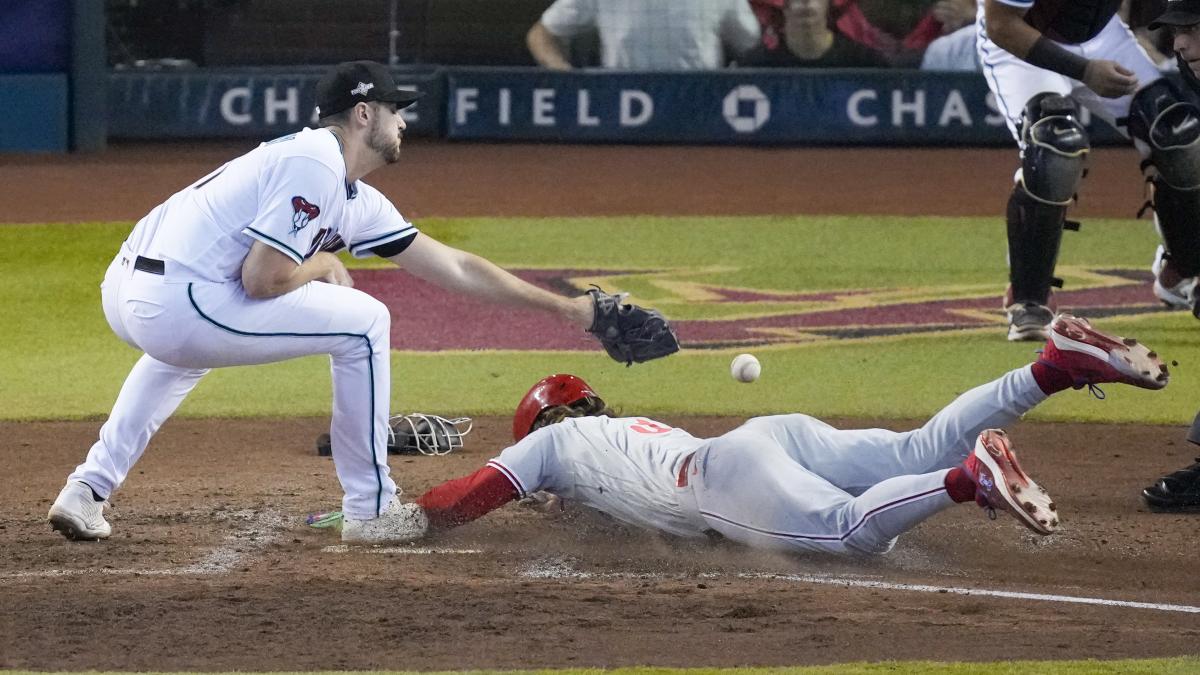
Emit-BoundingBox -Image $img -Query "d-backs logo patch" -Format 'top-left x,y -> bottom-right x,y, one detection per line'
291,196 -> 321,234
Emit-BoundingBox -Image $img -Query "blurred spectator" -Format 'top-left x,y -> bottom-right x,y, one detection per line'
919,0 -> 980,71
919,23 -> 980,70
742,0 -> 888,67
526,0 -> 762,70
752,0 -> 974,66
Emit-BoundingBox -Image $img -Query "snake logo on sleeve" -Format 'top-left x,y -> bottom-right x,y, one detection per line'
291,196 -> 321,234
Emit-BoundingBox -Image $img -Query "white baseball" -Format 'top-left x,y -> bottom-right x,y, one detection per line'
730,353 -> 761,383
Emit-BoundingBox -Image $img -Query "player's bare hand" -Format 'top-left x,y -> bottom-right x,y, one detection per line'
519,491 -> 565,514
314,252 -> 354,288
1082,60 -> 1138,98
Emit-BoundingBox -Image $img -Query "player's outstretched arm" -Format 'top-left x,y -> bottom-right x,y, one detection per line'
984,0 -> 1137,98
386,233 -> 593,328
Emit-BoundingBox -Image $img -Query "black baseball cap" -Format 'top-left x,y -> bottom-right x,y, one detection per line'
1150,0 -> 1200,29
315,60 -> 423,118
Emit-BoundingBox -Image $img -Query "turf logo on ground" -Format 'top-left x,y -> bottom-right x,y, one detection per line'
357,266 -> 1168,351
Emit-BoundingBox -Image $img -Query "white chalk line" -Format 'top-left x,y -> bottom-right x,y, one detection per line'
321,544 -> 483,555
1,509 -> 287,582
518,559 -> 1200,615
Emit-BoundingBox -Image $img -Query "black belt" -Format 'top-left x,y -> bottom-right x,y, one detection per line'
134,256 -> 165,275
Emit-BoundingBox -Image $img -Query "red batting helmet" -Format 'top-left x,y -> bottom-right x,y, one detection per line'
512,374 -> 598,442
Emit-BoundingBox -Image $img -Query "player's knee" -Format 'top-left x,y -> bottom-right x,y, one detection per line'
361,296 -> 391,340
1129,79 -> 1200,190
1019,93 -> 1090,205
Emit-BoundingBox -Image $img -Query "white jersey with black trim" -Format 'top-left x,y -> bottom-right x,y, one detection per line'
489,415 -> 709,538
124,127 -> 417,282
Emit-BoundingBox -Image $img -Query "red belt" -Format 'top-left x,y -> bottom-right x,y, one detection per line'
676,451 -> 696,488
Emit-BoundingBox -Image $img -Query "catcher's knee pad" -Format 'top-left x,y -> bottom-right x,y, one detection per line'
1129,80 -> 1200,277
1129,78 -> 1200,191
1006,184 -> 1068,304
1019,93 -> 1090,206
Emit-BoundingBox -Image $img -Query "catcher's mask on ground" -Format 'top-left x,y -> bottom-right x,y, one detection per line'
512,374 -> 598,441
389,413 -> 473,456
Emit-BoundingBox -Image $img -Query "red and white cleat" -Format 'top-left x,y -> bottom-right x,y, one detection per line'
963,429 -> 1058,536
1039,314 -> 1169,390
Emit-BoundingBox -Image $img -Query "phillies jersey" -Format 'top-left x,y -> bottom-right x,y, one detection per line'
490,415 -> 708,538
994,0 -> 1122,44
124,127 -> 417,283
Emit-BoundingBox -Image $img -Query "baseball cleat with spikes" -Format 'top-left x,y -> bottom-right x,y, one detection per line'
1039,314 -> 1169,390
47,480 -> 112,541
963,429 -> 1058,536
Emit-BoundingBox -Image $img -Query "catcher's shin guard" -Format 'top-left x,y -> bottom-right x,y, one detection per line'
1129,80 -> 1200,278
1006,185 -> 1069,305
1150,178 -> 1200,278
1008,93 -> 1089,304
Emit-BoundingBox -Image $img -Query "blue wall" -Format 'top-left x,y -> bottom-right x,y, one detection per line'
0,75 -> 68,151
107,67 -> 1130,146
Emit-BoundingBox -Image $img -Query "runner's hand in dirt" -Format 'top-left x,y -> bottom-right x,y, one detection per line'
519,492 -> 566,514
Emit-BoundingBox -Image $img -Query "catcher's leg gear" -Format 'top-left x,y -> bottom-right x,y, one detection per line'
585,286 -> 680,366
1128,80 -> 1200,301
1007,93 -> 1090,310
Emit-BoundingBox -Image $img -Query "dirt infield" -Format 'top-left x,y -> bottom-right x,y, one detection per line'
4,417 -> 1200,670
1,141 -> 1148,221
3,142 -> 1199,670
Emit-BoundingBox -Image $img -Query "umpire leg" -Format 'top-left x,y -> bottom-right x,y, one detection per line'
1142,409 -> 1200,512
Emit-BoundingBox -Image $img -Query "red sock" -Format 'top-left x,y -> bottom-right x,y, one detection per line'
1031,361 -> 1075,395
944,467 -> 977,504
415,465 -> 519,530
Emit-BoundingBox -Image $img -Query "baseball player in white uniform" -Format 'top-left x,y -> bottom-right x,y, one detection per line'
979,0 -> 1200,340
377,314 -> 1167,555
46,60 -> 636,545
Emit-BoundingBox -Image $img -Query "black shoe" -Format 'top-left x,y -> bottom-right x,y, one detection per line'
1142,458 -> 1200,512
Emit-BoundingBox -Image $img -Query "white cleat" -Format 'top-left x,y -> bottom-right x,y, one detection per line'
1152,245 -> 1197,310
341,500 -> 429,545
47,480 -> 112,541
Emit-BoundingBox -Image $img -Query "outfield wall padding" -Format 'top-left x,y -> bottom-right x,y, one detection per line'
108,67 -> 1132,145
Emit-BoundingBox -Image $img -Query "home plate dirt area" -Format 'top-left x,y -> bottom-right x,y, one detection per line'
3,416 -> 1200,670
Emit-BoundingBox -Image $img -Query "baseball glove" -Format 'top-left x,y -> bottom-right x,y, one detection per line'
1142,457 -> 1200,512
315,414 -> 473,457
586,286 -> 680,366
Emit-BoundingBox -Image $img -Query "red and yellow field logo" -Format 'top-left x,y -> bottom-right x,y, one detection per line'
358,266 -> 1167,351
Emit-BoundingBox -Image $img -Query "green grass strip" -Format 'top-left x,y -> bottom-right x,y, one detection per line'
2,217 -> 1195,424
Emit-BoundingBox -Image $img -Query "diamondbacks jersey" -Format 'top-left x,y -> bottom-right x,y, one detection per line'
993,0 -> 1122,44
489,415 -> 708,537
124,127 -> 417,283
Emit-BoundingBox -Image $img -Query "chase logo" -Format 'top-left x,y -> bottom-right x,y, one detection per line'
723,85 -> 771,134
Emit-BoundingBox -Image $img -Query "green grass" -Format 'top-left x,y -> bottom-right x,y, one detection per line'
2,216 -> 1196,423
3,659 -> 1199,674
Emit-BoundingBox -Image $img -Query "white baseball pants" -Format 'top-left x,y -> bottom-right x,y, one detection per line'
977,12 -> 1163,143
69,246 -> 397,519
690,367 -> 1048,555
